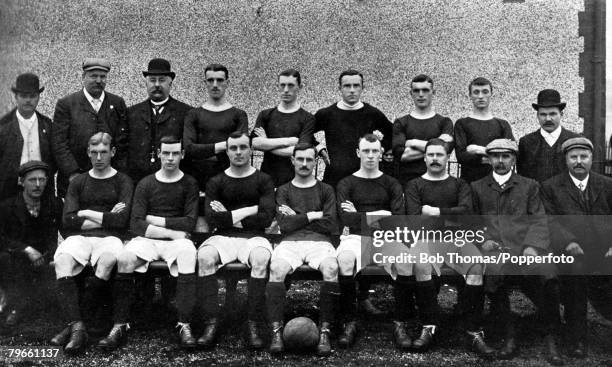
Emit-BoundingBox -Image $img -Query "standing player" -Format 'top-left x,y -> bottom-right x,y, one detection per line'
252,69 -> 315,187
183,64 -> 248,192
100,136 -> 198,350
392,74 -> 453,187
266,143 -> 340,356
454,77 -> 514,183
335,134 -> 404,348
51,132 -> 133,354
196,132 -> 275,350
404,139 -> 494,357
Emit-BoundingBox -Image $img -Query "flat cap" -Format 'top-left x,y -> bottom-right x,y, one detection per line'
561,137 -> 593,153
485,139 -> 518,154
18,160 -> 50,177
82,58 -> 111,72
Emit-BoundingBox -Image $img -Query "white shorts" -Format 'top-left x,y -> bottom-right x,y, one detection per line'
336,234 -> 371,274
54,235 -> 123,276
199,235 -> 272,269
272,240 -> 336,272
124,237 -> 196,277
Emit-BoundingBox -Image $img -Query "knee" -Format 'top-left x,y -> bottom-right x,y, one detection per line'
320,258 -> 338,280
117,250 -> 138,271
197,247 -> 218,272
413,261 -> 432,281
269,259 -> 290,281
336,251 -> 355,276
96,252 -> 117,271
250,248 -> 271,271
54,253 -> 74,272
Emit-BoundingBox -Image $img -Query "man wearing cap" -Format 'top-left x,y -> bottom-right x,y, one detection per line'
127,58 -> 193,184
0,73 -> 55,201
540,137 -> 612,358
52,58 -> 128,197
0,161 -> 62,328
518,89 -> 580,183
454,77 -> 515,183
471,139 -> 563,364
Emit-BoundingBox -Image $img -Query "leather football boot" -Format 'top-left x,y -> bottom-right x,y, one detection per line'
412,325 -> 435,352
466,330 -> 495,358
50,325 -> 71,346
246,320 -> 264,349
97,323 -> 129,351
197,318 -> 218,349
392,321 -> 412,350
64,321 -> 88,355
338,320 -> 358,348
269,321 -> 284,354
177,322 -> 196,350
5,309 -> 18,327
570,341 -> 586,358
316,322 -> 332,356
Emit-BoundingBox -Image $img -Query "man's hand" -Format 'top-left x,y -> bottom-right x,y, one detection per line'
77,209 -> 91,218
405,139 -> 421,149
214,141 -> 227,153
421,205 -> 441,216
24,246 -> 44,267
467,144 -> 486,155
111,202 -> 126,213
210,200 -> 228,213
278,204 -> 296,216
253,127 -> 267,138
482,240 -> 501,252
319,148 -> 330,166
605,247 -> 612,257
341,201 -> 357,213
565,242 -> 584,256
306,211 -> 323,221
522,246 -> 538,257
481,156 -> 490,164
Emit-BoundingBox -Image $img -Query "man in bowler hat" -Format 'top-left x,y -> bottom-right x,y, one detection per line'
0,73 -> 55,200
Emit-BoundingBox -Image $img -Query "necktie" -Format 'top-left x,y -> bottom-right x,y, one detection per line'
92,98 -> 101,113
153,104 -> 161,116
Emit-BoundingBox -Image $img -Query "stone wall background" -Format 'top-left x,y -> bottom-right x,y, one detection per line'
0,0 -> 583,141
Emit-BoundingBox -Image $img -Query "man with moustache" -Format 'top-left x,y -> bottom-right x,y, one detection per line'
183,64 -> 249,192
471,139 -> 563,365
518,89 -> 580,183
0,161 -> 62,328
455,77 -> 515,183
52,58 -> 129,197
392,74 -> 454,187
252,69 -> 315,187
0,73 -> 55,201
127,58 -> 193,184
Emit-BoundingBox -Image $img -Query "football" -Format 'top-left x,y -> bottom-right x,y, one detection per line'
283,316 -> 319,351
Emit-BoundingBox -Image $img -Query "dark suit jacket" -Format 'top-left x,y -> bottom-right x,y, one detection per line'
126,97 -> 192,184
518,128 -> 580,182
52,90 -> 128,196
0,109 -> 56,200
541,171 -> 612,259
0,193 -> 63,254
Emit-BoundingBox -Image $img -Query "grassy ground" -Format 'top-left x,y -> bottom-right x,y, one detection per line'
1,276 -> 611,367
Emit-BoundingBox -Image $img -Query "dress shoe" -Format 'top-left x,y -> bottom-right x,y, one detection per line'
466,330 -> 495,358
316,322 -> 332,356
50,326 -> 71,346
269,321 -> 284,354
64,321 -> 88,355
392,321 -> 412,350
246,320 -> 264,349
570,341 -> 586,358
359,298 -> 384,316
412,325 -> 435,352
545,334 -> 564,366
498,337 -> 517,360
197,318 -> 218,349
338,321 -> 358,348
177,322 -> 196,350
5,309 -> 18,327
97,323 -> 129,351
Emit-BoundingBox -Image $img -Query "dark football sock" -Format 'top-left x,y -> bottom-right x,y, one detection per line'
319,281 -> 341,325
113,273 -> 135,324
265,281 -> 286,323
461,285 -> 484,331
57,276 -> 81,323
197,275 -> 219,321
415,280 -> 438,325
339,275 -> 357,321
176,273 -> 196,323
247,277 -> 267,322
393,275 -> 415,321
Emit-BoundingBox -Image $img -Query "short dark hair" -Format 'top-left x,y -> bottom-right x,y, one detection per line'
227,131 -> 250,145
88,132 -> 113,148
204,63 -> 229,79
411,74 -> 434,89
469,77 -> 493,94
160,135 -> 181,146
292,142 -> 316,157
359,133 -> 381,146
279,69 -> 301,86
425,138 -> 450,154
338,69 -> 364,87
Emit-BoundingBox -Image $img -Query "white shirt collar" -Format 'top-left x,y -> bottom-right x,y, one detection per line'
569,173 -> 589,191
16,110 -> 37,125
539,126 -> 562,147
277,104 -> 301,113
151,97 -> 169,106
337,100 -> 364,111
83,88 -> 105,104
492,171 -> 512,186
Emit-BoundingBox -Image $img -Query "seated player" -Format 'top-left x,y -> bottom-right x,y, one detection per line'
196,132 -> 275,350
266,143 -> 340,356
0,161 -> 62,328
51,133 -> 133,354
335,134 -> 404,348
404,138 -> 494,357
100,136 -> 198,350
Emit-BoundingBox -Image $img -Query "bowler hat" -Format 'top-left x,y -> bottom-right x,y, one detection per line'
532,89 -> 566,111
561,137 -> 593,153
82,58 -> 111,72
18,160 -> 50,177
485,139 -> 518,154
11,73 -> 44,94
142,58 -> 176,79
